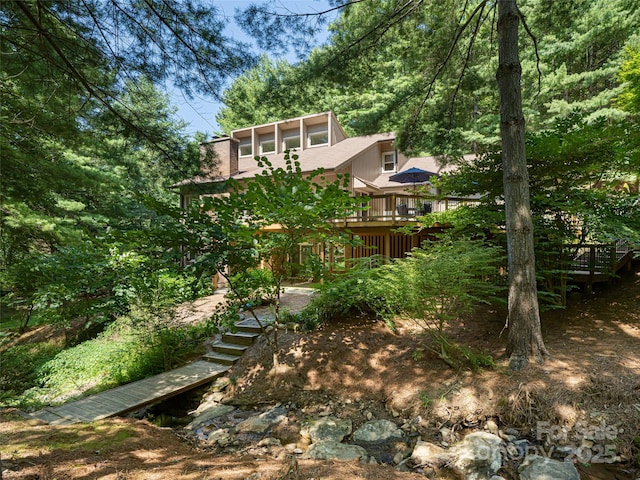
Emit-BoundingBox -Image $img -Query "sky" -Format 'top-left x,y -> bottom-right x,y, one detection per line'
169,1 -> 336,137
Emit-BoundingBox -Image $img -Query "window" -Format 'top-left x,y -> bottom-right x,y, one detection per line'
259,133 -> 275,154
382,151 -> 397,172
239,138 -> 252,157
307,124 -> 328,147
282,132 -> 301,151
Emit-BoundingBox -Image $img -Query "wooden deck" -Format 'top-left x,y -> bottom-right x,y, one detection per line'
567,241 -> 635,291
30,360 -> 228,425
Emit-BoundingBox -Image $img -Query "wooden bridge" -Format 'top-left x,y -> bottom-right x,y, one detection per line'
30,318 -> 264,425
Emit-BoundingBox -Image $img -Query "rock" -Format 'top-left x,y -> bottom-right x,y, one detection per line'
505,427 -> 519,436
206,428 -> 232,447
235,407 -> 287,434
306,441 -> 368,462
210,376 -> 231,392
450,431 -> 503,480
257,437 -> 282,447
489,476 -> 506,480
300,416 -> 352,443
499,432 -> 517,442
353,419 -> 403,443
410,440 -> 451,467
485,419 -> 500,436
185,404 -> 235,431
393,451 -> 405,464
518,454 -> 580,480
396,458 -> 411,472
580,438 -> 594,449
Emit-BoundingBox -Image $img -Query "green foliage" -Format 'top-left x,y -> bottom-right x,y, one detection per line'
0,341 -> 64,407
301,255 -> 398,325
1,237 -> 204,336
2,309 -> 211,409
419,390 -> 432,409
303,237 -> 501,369
618,45 -> 640,115
442,116 -> 640,245
383,237 -> 503,332
227,268 -> 277,309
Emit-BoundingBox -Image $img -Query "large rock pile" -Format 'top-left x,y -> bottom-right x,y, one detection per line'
183,386 -> 586,479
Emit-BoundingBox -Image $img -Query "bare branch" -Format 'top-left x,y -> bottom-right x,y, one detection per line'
447,1 -> 489,124
518,6 -> 542,99
405,0 -> 490,146
246,0 -> 365,19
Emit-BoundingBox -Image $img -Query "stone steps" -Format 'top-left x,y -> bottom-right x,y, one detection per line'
222,331 -> 260,346
202,318 -> 267,365
201,352 -> 241,365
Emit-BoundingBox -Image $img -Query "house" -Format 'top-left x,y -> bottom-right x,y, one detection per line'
172,111 -> 479,263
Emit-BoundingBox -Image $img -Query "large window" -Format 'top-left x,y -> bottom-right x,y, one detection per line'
282,131 -> 301,151
239,138 -> 252,157
259,133 -> 276,154
382,151 -> 397,172
307,124 -> 328,147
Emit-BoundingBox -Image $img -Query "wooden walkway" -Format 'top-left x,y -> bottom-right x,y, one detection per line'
30,360 -> 228,425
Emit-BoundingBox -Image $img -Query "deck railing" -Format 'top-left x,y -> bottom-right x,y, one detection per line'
340,194 -> 481,223
567,240 -> 632,274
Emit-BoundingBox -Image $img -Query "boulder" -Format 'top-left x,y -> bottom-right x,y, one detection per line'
306,441 -> 368,462
300,416 -> 352,443
450,431 -> 503,480
518,455 -> 580,480
410,440 -> 451,467
353,419 -> 403,443
185,404 -> 235,431
235,407 -> 287,434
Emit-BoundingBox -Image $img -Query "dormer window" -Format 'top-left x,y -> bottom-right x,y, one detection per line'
239,138 -> 252,157
307,124 -> 329,147
282,130 -> 301,151
259,133 -> 276,154
382,151 -> 397,172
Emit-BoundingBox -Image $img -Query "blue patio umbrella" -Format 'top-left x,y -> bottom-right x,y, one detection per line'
389,167 -> 437,186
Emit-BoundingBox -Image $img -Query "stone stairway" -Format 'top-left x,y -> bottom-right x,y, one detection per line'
202,318 -> 264,366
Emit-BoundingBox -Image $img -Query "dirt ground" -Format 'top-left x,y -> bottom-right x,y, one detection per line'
2,267 -> 640,479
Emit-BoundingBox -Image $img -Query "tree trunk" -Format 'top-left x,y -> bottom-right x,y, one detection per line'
496,0 -> 549,370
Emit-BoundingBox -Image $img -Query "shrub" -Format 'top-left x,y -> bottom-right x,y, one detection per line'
300,255 -> 398,325
383,236 -> 504,368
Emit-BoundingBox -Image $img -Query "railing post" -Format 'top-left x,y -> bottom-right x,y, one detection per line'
609,245 -> 616,272
391,193 -> 396,223
588,246 -> 596,293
